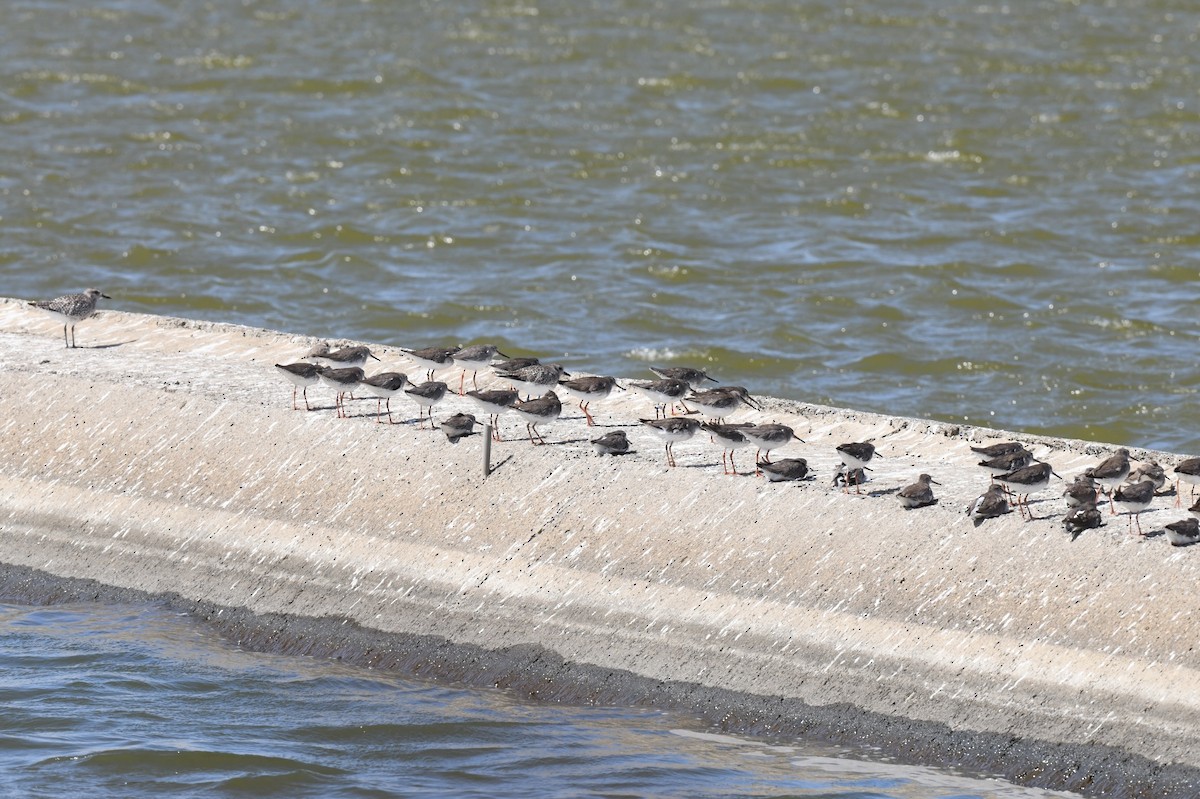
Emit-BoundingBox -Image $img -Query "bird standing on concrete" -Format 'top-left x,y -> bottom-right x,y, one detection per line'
29,288 -> 110,348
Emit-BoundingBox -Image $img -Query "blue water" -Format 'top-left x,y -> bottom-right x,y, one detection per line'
0,601 -> 1079,799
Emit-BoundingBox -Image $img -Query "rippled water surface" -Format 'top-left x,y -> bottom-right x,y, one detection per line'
0,600 -> 1085,798
1,0 -> 1197,451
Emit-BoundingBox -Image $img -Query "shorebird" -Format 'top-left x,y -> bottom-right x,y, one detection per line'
451,344 -> 507,395
401,346 -> 457,381
757,458 -> 810,482
313,346 -> 381,370
832,465 -> 868,491
275,362 -> 321,410
1085,448 -> 1131,514
1127,462 -> 1167,493
1172,458 -> 1200,507
1063,502 -> 1103,541
29,287 -> 110,348
701,422 -> 754,475
978,449 -> 1033,484
497,363 -> 569,400
1112,479 -> 1156,536
316,366 -> 366,418
491,356 -> 541,374
628,378 -> 691,418
835,442 -> 878,493
649,366 -> 718,388
465,388 -> 520,440
404,381 -> 449,429
967,484 -> 1009,526
358,371 -> 408,424
639,417 -> 701,467
897,474 -> 939,509
995,461 -> 1060,520
741,423 -> 804,467
1062,474 -> 1098,509
590,430 -> 631,456
684,386 -> 759,420
511,390 -> 562,445
1190,497 -> 1200,521
1164,518 -> 1200,547
439,412 -> 479,444
969,441 -> 1029,459
558,375 -> 622,426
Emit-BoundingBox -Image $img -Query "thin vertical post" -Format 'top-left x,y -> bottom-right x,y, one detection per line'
483,425 -> 493,477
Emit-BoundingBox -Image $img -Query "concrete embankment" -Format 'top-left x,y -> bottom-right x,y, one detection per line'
0,298 -> 1197,798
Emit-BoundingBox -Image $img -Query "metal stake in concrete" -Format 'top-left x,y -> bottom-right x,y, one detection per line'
483,424 -> 493,477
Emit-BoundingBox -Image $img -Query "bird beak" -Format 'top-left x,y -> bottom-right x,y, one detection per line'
1053,471 -> 1063,480
101,293 -> 112,299
370,352 -> 381,361
615,382 -> 626,391
792,433 -> 806,443
705,374 -> 718,383
931,479 -> 942,485
496,350 -> 509,359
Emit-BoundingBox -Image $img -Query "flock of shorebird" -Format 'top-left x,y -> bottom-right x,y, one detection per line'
23,289 -> 1200,548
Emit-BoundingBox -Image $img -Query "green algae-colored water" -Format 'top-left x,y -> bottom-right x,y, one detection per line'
3,0 -> 1197,451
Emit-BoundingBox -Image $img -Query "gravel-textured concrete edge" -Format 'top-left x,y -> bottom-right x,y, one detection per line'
2,561 -> 1195,799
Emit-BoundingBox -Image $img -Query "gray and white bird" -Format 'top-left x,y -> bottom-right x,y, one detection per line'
511,390 -> 563,445
401,346 -> 457,381
358,372 -> 409,424
313,345 -> 381,370
995,461 -> 1060,520
497,363 -> 569,400
590,430 -> 631,456
1063,502 -> 1103,541
29,287 -> 110,348
1062,474 -> 1098,509
835,442 -> 878,493
1172,458 -> 1200,507
639,417 -> 701,467
316,365 -> 366,419
628,378 -> 692,419
1164,518 -> 1200,547
741,423 -> 805,466
275,362 -> 322,411
649,366 -> 718,388
451,344 -> 508,395
684,386 -> 760,420
701,422 -> 754,475
404,380 -> 449,429
969,441 -> 1028,459
1112,479 -> 1156,536
439,412 -> 479,444
465,388 -> 520,440
967,484 -> 1010,526
558,375 -> 622,426
757,458 -> 810,483
897,474 -> 939,509
1085,448 -> 1131,514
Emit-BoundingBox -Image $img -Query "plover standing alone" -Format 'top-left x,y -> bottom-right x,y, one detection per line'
30,288 -> 110,348
897,474 -> 939,509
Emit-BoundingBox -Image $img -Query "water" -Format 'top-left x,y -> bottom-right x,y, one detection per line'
0,600 -> 1081,798
0,0 -> 1197,452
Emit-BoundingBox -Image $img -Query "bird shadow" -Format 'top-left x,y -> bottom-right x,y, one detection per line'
80,339 -> 137,349
867,486 -> 901,497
